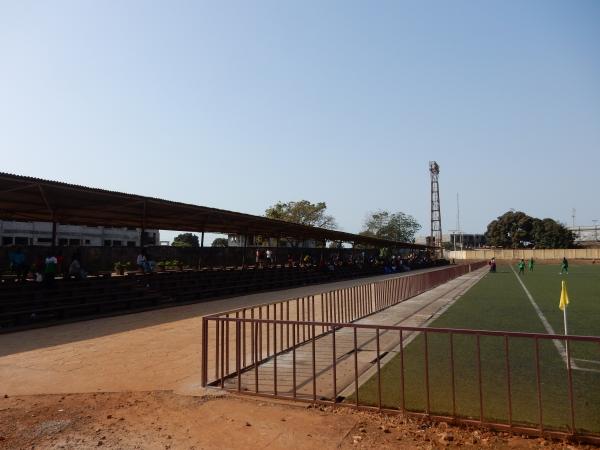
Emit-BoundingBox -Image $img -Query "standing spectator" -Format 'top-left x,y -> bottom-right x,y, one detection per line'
265,248 -> 273,267
255,249 -> 261,268
9,246 -> 28,282
56,249 -> 65,278
489,257 -> 496,273
44,251 -> 58,286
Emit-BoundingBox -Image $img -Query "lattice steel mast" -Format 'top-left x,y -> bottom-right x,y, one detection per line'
429,161 -> 442,255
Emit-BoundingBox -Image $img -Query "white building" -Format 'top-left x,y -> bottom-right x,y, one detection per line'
415,233 -> 486,249
569,226 -> 600,244
227,234 -> 318,248
0,220 -> 159,247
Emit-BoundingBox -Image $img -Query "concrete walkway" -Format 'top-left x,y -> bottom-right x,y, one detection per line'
0,267 -> 444,396
223,267 -> 488,400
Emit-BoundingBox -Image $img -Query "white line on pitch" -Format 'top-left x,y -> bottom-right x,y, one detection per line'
573,358 -> 600,365
509,265 -> 570,366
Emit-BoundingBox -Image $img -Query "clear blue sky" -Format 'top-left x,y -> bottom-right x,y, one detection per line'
2,1 -> 599,243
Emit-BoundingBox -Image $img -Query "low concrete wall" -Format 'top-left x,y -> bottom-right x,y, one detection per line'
447,248 -> 600,260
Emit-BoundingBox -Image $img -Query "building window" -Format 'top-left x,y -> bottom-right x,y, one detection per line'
127,241 -> 136,247
104,240 -> 112,247
2,237 -> 14,246
85,239 -> 91,245
59,238 -> 68,246
37,238 -> 53,244
15,237 -> 29,245
69,239 -> 81,246
112,240 -> 122,247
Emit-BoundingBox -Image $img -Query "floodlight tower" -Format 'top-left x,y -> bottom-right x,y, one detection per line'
429,161 -> 442,256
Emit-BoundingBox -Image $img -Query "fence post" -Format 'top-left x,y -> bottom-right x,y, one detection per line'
201,317 -> 209,387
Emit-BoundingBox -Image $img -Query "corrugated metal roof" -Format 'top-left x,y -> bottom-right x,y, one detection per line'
0,172 -> 428,249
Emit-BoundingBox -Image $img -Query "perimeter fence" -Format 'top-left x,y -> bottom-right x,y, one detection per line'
198,262 -> 600,444
202,262 -> 487,387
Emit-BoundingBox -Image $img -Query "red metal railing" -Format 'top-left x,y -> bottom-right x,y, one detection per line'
202,262 -> 487,386
197,262 -> 600,442
200,262 -> 600,442
203,317 -> 600,444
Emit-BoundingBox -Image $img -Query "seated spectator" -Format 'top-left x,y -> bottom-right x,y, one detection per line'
68,252 -> 87,280
303,254 -> 312,266
8,246 -> 28,282
136,249 -> 153,273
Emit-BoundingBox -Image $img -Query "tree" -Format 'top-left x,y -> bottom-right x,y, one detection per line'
485,211 -> 533,248
172,233 -> 199,248
360,210 -> 421,243
265,200 -> 337,229
485,211 -> 574,248
211,238 -> 228,247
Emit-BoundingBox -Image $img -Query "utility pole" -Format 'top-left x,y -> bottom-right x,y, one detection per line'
572,208 -> 576,229
456,193 -> 463,250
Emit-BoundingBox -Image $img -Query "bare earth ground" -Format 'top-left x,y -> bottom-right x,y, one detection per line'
0,390 -> 591,450
1,271 -> 596,449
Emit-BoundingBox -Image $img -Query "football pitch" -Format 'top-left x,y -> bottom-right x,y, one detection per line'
353,263 -> 600,433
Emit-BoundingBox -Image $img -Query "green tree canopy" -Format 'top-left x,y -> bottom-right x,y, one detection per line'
265,200 -> 337,229
360,210 -> 421,243
172,233 -> 199,248
211,237 -> 229,247
485,211 -> 574,248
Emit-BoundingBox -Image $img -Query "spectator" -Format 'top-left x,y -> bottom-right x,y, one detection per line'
9,246 -> 28,282
265,248 -> 273,267
255,249 -> 261,268
137,249 -> 152,273
44,251 -> 58,286
68,252 -> 86,280
31,255 -> 44,282
303,254 -> 312,266
56,249 -> 65,278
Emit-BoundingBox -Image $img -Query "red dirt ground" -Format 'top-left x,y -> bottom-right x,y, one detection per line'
0,390 -> 593,450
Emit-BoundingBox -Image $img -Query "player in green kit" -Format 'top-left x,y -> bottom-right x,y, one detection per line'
518,258 -> 525,275
528,258 -> 535,272
560,257 -> 569,275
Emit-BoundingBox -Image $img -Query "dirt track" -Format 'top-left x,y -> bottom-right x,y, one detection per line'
0,391 -> 591,449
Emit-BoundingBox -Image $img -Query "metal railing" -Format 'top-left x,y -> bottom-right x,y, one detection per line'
204,316 -> 600,443
196,262 -> 600,443
202,262 -> 487,386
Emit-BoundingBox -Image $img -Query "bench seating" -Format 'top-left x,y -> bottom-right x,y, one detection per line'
0,265 -> 384,333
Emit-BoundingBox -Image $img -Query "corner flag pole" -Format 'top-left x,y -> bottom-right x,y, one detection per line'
563,300 -> 569,363
559,280 -> 570,364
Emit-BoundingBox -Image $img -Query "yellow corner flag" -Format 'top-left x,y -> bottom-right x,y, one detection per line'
559,280 -> 570,311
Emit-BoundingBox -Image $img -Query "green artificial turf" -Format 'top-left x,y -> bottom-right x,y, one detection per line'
352,263 -> 600,433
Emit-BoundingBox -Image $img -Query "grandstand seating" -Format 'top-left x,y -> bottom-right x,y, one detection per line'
0,265 -> 383,332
